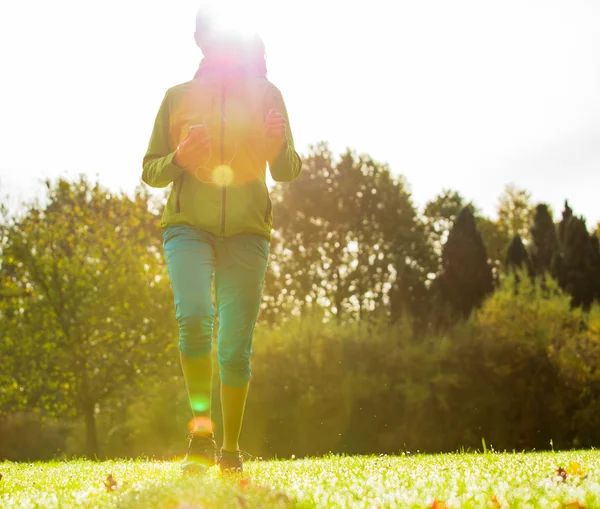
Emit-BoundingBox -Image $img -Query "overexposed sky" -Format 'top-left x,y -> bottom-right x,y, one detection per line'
1,0 -> 599,225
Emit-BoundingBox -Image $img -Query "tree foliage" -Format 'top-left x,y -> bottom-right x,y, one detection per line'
422,190 -> 466,276
3,145 -> 600,460
475,216 -> 510,276
529,204 -> 558,277
505,235 -> 532,276
559,215 -> 596,310
591,234 -> 600,304
558,200 -> 574,246
0,177 -> 175,456
437,206 -> 493,320
497,184 -> 534,239
551,201 -> 600,310
422,191 -> 510,278
263,143 -> 432,324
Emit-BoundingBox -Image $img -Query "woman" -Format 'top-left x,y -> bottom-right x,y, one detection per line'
142,10 -> 301,473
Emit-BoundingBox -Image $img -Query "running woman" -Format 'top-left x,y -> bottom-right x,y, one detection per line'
142,10 -> 301,473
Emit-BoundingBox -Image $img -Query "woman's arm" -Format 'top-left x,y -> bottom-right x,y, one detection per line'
265,86 -> 302,183
142,91 -> 184,188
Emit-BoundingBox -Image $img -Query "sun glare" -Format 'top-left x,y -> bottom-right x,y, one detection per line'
198,0 -> 261,38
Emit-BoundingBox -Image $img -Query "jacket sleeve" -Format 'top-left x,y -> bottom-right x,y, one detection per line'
142,91 -> 184,188
264,85 -> 302,183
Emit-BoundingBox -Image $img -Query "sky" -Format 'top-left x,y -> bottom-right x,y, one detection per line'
1,0 -> 599,226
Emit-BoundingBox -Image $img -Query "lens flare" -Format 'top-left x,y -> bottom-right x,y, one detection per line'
206,2 -> 260,38
191,395 -> 210,413
188,416 -> 214,435
213,165 -> 234,186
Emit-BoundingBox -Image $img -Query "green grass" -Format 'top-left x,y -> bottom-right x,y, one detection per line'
2,451 -> 600,508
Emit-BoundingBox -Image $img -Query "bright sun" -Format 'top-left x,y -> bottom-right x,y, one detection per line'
194,0 -> 263,38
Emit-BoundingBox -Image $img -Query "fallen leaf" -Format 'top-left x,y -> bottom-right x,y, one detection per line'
103,474 -> 118,492
568,462 -> 585,477
491,495 -> 501,508
239,478 -> 250,488
563,502 -> 586,509
430,501 -> 449,509
0,473 -> 3,481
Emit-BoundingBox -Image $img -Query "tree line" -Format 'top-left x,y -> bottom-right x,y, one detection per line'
1,142 -> 599,459
264,142 -> 600,326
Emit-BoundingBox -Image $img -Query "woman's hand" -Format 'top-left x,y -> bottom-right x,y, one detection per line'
174,124 -> 211,172
265,109 -> 287,161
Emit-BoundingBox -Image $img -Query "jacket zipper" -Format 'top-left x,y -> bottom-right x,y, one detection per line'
176,174 -> 183,213
220,85 -> 226,236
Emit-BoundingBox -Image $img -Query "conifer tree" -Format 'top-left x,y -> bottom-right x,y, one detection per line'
438,206 -> 493,319
505,234 -> 532,277
530,204 -> 558,276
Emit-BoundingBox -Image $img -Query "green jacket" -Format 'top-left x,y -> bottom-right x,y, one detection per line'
142,72 -> 301,240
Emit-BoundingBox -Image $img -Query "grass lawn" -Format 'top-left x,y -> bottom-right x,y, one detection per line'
1,451 -> 599,508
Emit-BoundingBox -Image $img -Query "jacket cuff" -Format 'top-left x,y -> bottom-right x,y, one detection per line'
270,141 -> 290,170
163,151 -> 185,181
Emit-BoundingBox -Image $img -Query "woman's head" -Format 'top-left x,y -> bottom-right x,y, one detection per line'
194,8 -> 266,76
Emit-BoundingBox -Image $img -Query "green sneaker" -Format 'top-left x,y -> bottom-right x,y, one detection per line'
181,433 -> 217,473
218,449 -> 243,474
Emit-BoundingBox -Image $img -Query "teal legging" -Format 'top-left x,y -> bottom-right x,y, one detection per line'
163,224 -> 269,387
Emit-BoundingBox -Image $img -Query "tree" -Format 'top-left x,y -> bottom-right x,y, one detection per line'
591,234 -> 600,304
505,235 -> 532,277
529,204 -> 558,277
553,200 -> 574,289
0,177 -> 175,456
264,143 -> 432,324
437,206 -> 493,320
557,200 -> 574,246
476,216 -> 511,278
595,222 -> 600,303
559,216 -> 596,310
497,184 -> 534,239
422,191 -> 509,277
422,190 -> 464,273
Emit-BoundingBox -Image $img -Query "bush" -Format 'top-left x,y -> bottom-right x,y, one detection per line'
0,413 -> 69,461
246,276 -> 600,456
4,276 -> 600,459
463,275 -> 582,450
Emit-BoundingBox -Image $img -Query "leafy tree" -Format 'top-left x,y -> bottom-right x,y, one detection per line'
475,216 -> 511,277
437,206 -> 493,320
0,177 -> 175,456
264,143 -> 431,324
472,274 -> 587,450
497,184 -> 534,239
529,204 -> 558,277
422,190 -> 464,273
